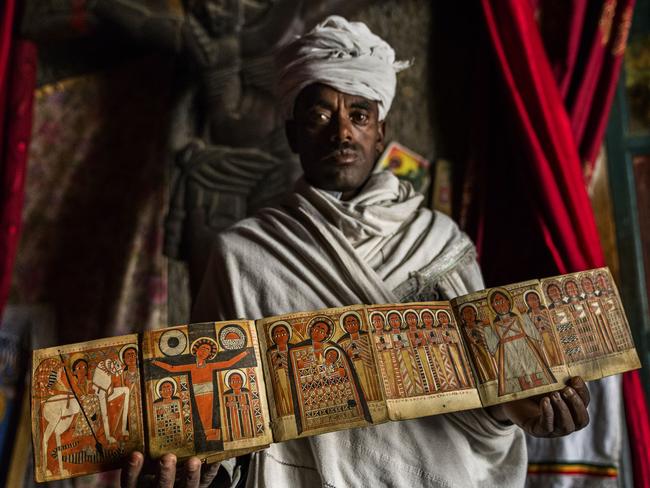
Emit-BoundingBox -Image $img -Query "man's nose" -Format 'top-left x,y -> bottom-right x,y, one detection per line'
330,113 -> 353,143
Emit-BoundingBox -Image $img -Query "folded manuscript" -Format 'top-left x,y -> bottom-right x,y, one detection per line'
31,267 -> 641,481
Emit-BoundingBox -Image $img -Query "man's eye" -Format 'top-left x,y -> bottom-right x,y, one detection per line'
351,112 -> 369,124
309,112 -> 330,124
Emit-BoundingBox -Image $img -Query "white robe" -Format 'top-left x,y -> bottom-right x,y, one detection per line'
193,171 -> 527,487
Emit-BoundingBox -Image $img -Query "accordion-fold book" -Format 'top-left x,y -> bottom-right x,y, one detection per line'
31,267 -> 641,481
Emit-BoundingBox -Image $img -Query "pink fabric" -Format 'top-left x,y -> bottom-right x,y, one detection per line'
0,1 -> 38,317
480,0 -> 604,273
478,1 -> 649,486
539,0 -> 635,180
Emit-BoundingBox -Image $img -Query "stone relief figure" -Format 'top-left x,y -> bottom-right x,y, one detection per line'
21,0 -> 374,295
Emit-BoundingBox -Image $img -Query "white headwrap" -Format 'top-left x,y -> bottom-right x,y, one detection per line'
277,16 -> 411,121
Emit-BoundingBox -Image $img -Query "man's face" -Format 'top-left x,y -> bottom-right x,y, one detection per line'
325,350 -> 338,364
548,285 -> 562,303
582,278 -> 594,294
73,360 -> 88,380
287,84 -> 385,198
422,312 -> 434,328
196,344 -> 212,360
461,306 -> 476,324
124,349 -> 137,369
491,293 -> 511,315
526,292 -> 540,309
160,381 -> 174,399
438,312 -> 450,326
388,313 -> 402,330
565,281 -> 579,297
229,374 -> 243,390
372,314 -> 385,331
344,315 -> 360,334
311,322 -> 329,342
272,326 -> 289,346
406,313 -> 418,328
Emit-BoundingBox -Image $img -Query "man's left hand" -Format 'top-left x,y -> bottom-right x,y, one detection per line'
493,376 -> 590,437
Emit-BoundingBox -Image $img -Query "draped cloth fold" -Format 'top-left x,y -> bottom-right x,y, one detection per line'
194,171 -> 526,487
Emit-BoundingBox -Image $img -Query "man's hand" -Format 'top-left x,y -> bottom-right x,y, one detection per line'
492,377 -> 590,437
120,452 -> 221,488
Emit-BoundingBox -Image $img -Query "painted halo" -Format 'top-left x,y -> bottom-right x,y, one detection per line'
594,271 -> 610,291
156,377 -> 177,400
418,308 -> 436,326
562,277 -> 582,296
190,337 -> 219,360
306,315 -> 336,342
119,343 -> 138,363
543,279 -> 563,302
435,309 -> 453,324
403,309 -> 420,327
323,346 -> 341,362
224,369 -> 247,389
523,290 -> 543,308
159,329 -> 188,357
369,311 -> 389,331
457,303 -> 479,322
219,324 -> 247,351
577,272 -> 596,294
268,321 -> 292,344
339,310 -> 363,332
385,309 -> 404,329
487,287 -> 514,314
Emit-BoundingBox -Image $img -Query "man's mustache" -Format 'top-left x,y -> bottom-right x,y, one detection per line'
322,142 -> 359,160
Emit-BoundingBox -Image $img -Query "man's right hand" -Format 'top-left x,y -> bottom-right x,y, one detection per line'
120,452 -> 221,488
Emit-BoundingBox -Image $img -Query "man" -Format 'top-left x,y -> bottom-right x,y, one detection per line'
122,15 -> 589,487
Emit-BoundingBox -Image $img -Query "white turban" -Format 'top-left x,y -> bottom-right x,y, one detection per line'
277,15 -> 411,121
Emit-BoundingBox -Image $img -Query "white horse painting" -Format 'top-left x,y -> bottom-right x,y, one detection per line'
40,358 -> 130,477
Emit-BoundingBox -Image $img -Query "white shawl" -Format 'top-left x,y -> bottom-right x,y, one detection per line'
193,171 -> 526,487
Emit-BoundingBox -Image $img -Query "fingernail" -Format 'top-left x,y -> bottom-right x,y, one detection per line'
161,455 -> 176,467
553,392 -> 561,401
562,388 -> 574,398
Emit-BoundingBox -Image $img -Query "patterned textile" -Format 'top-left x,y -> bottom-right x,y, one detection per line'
11,57 -> 172,344
9,57 -> 174,487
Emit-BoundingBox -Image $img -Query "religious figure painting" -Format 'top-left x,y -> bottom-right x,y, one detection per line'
30,268 -> 640,481
31,335 -> 144,482
540,268 -> 637,378
483,287 -> 557,396
453,282 -> 566,402
142,321 -> 270,458
367,303 -> 475,400
259,306 -> 374,439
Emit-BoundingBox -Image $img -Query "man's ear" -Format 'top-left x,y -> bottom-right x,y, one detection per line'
285,120 -> 299,154
376,120 -> 386,154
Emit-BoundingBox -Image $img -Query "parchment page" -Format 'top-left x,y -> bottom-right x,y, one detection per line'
540,268 -> 641,380
32,334 -> 144,482
256,305 -> 386,442
451,281 -> 570,407
365,302 -> 482,421
141,321 -> 272,460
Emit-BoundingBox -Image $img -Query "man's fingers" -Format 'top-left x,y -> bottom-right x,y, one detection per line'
184,457 -> 202,488
120,451 -> 144,488
569,376 -> 590,407
551,391 -> 575,435
534,396 -> 554,436
200,462 -> 221,488
157,453 -> 177,488
562,386 -> 589,430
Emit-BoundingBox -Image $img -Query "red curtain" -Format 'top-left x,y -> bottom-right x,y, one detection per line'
0,1 -> 37,317
474,0 -> 650,486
